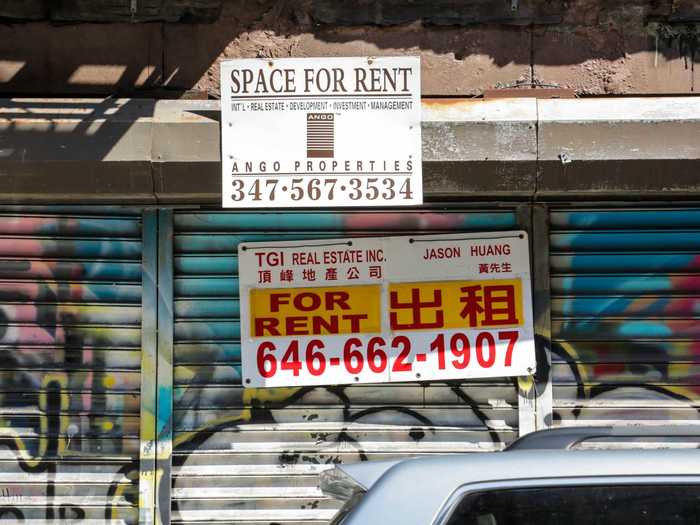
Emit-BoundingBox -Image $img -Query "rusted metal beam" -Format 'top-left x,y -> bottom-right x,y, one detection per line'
537,97 -> 700,199
0,98 -> 156,204
0,97 -> 699,204
483,88 -> 576,99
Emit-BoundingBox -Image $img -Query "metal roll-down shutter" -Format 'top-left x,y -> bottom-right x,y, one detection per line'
0,207 -> 143,524
549,208 -> 700,427
170,207 -> 524,525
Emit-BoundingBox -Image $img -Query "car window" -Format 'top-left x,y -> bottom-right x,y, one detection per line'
445,484 -> 700,525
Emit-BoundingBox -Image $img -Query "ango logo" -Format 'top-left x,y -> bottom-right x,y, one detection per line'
306,113 -> 334,158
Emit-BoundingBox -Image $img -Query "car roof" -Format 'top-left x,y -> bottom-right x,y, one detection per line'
341,449 -> 700,525
506,424 -> 700,450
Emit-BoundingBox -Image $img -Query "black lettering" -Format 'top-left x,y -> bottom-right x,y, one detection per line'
355,68 -> 369,91
398,67 -> 411,91
370,68 -> 382,92
269,69 -> 285,93
304,69 -> 315,92
333,68 -> 347,92
285,69 -> 295,92
383,68 -> 397,91
255,71 -> 269,93
317,68 -> 331,92
242,69 -> 253,93
230,69 -> 241,93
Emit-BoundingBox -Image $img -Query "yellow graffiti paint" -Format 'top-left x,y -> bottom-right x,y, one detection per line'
517,374 -> 535,394
3,373 -> 72,468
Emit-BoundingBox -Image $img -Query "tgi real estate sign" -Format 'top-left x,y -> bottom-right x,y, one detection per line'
220,56 -> 422,208
238,232 -> 536,388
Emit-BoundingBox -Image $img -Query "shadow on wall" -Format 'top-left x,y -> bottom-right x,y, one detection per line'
0,97 -> 154,156
0,0 -> 699,97
0,98 -> 158,203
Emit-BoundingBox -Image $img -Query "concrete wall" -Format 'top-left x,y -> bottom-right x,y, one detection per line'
1,0 -> 698,97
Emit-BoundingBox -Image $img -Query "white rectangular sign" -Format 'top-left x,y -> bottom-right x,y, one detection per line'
238,232 -> 536,388
220,56 -> 422,208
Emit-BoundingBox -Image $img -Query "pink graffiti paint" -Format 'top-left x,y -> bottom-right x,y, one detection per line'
0,238 -> 46,257
345,212 -> 471,231
1,217 -> 78,235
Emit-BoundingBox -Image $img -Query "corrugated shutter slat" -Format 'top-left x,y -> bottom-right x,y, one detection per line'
171,208 -> 520,525
550,208 -> 700,428
0,208 -> 141,524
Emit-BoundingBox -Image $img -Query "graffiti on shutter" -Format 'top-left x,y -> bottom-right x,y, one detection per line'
550,208 -> 700,428
0,207 -> 142,523
170,208 -> 522,524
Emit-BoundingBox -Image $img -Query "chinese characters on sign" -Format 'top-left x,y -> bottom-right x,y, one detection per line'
219,56 -> 422,208
239,232 -> 536,387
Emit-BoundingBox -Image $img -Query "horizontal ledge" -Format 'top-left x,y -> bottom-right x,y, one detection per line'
1,97 -> 699,202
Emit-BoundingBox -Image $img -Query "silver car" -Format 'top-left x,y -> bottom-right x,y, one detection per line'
320,426 -> 700,525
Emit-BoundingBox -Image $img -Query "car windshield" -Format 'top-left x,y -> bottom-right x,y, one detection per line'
446,484 -> 700,525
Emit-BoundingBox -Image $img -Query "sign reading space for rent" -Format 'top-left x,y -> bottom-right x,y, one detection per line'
239,232 -> 536,387
219,56 -> 422,208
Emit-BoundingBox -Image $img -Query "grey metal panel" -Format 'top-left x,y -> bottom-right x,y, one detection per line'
549,207 -> 700,429
150,100 -> 221,204
422,99 -> 537,197
537,98 -> 700,198
4,97 -> 700,203
0,99 -> 156,204
157,209 -> 175,525
170,207 -> 523,525
0,206 -> 142,523
154,98 -> 538,203
140,210 -> 158,524
531,205 -> 553,430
